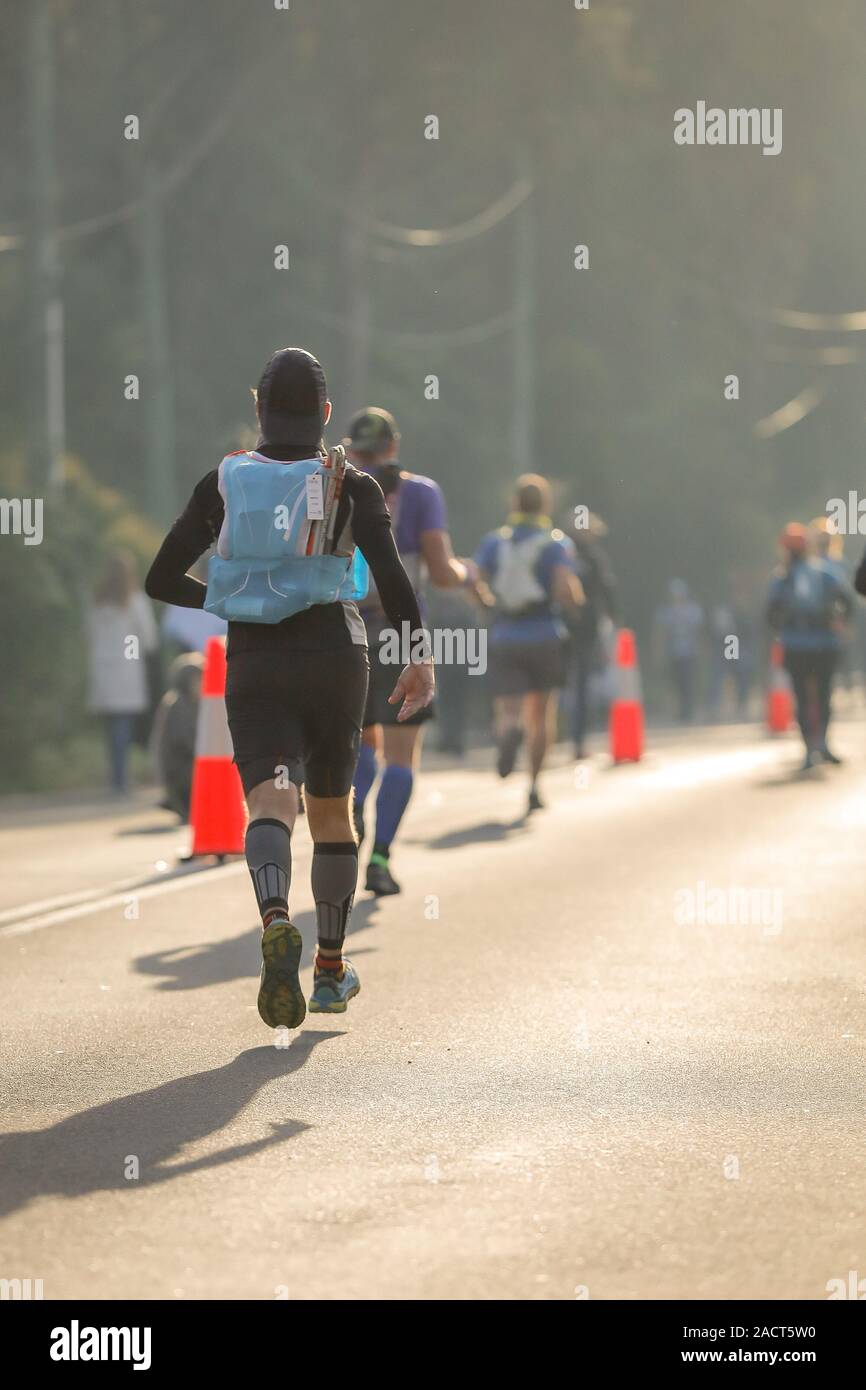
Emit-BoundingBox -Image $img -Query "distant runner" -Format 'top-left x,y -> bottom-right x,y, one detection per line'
475,475 -> 583,814
653,579 -> 704,724
767,522 -> 853,771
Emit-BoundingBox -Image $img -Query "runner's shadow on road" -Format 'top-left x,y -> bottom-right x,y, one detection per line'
0,1036 -> 338,1220
135,925 -> 262,992
424,818 -> 530,850
134,897 -> 381,992
753,766 -> 827,789
115,822 -> 185,836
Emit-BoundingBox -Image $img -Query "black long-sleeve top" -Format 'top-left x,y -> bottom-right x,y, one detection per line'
145,445 -> 423,654
568,539 -> 619,646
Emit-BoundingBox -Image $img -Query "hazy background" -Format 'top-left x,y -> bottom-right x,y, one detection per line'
3,0 -> 866,788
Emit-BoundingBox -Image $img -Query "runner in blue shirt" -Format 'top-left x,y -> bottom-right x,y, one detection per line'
346,408 -> 480,895
767,522 -> 853,770
475,474 -> 583,814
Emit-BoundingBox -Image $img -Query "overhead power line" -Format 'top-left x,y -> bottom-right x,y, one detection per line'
2,163 -> 533,258
772,307 -> 866,332
1,74 -> 246,253
281,292 -> 519,347
282,156 -> 533,247
753,380 -> 826,438
367,177 -> 533,246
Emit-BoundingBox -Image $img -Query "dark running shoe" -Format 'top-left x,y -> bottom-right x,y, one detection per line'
496,725 -> 524,779
365,854 -> 401,896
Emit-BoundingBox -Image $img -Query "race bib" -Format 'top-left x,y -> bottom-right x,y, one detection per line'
305,472 -> 324,520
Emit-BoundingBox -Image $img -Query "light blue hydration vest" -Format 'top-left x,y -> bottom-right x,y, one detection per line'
204,449 -> 369,623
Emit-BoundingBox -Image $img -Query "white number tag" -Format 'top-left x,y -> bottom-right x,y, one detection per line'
305,472 -> 324,520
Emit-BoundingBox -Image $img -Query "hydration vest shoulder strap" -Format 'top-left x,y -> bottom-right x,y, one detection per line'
215,452 -> 255,557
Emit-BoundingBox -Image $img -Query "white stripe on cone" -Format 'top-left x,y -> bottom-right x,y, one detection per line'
195,694 -> 234,760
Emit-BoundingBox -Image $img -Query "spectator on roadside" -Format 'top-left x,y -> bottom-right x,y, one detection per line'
149,652 -> 204,820
705,579 -> 761,722
653,579 -> 704,724
563,511 -> 619,758
86,550 -> 158,794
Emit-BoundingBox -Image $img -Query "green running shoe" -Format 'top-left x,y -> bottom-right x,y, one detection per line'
308,960 -> 361,1014
257,920 -> 305,1030
365,854 -> 401,896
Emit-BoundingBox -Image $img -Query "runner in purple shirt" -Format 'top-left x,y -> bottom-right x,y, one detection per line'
346,407 -> 480,896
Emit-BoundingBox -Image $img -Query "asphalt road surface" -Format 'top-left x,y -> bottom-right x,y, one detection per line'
1,724 -> 864,1301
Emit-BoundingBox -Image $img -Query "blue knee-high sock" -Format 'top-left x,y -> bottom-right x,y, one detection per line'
353,742 -> 378,808
374,765 -> 414,851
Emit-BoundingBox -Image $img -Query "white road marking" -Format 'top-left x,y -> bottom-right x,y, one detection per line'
0,738 -> 794,940
0,873 -> 156,926
0,861 -> 247,939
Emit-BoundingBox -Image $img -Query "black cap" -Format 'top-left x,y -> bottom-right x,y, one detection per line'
256,347 -> 327,446
344,407 -> 399,455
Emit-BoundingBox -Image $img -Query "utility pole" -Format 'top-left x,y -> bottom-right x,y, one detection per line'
345,197 -> 372,414
513,148 -> 535,470
343,19 -> 372,417
28,0 -> 65,489
139,156 -> 176,522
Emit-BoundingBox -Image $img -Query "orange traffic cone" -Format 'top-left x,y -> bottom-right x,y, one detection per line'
766,640 -> 793,734
187,636 -> 246,857
609,628 -> 644,762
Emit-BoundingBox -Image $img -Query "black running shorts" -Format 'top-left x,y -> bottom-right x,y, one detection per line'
225,642 -> 369,797
361,617 -> 435,729
489,638 -> 567,697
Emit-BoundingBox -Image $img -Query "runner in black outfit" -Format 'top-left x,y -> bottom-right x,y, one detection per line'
145,348 -> 434,1029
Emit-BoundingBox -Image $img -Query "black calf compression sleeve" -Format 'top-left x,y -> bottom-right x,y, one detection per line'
245,818 -> 292,922
311,842 -> 358,949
